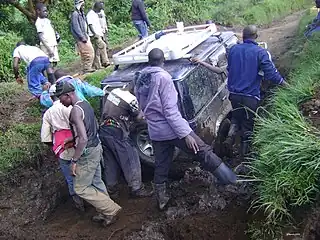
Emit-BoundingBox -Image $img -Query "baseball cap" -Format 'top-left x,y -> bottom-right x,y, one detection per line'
53,81 -> 75,98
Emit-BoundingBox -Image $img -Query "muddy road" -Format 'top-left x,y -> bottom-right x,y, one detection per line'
0,11 -> 305,240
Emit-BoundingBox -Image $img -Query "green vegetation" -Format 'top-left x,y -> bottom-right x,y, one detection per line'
249,9 -> 320,238
0,0 -> 308,82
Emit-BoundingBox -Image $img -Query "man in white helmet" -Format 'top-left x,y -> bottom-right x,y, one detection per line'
41,84 -> 85,211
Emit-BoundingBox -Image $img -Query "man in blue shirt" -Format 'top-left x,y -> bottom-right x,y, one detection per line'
225,25 -> 287,157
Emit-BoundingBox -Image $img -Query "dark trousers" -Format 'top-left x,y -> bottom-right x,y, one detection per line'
152,131 -> 222,184
99,125 -> 142,191
229,93 -> 259,142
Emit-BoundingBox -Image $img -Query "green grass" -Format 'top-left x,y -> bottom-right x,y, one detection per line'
0,82 -> 24,102
249,8 -> 320,232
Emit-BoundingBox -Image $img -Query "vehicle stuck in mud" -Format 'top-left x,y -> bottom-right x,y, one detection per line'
101,23 -> 239,166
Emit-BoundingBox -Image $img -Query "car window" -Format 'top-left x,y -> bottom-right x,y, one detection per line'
184,65 -> 224,117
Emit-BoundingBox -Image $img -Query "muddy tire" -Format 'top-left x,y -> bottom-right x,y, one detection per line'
130,123 -> 180,167
213,118 -> 231,157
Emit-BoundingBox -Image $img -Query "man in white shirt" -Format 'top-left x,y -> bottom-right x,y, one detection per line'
87,1 -> 110,69
13,41 -> 55,98
41,84 -> 84,211
35,3 -> 60,66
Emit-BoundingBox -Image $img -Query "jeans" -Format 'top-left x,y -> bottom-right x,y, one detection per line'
99,125 -> 142,191
27,56 -> 50,97
152,131 -> 222,184
133,20 -> 148,39
59,159 -> 75,196
229,93 -> 259,142
73,143 -> 121,216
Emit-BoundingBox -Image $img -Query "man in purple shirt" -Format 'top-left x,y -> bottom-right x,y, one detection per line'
135,48 -> 237,210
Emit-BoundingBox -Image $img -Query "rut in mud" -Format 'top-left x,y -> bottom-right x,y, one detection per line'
0,11 -> 305,240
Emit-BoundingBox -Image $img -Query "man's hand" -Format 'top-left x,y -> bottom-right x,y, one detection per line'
71,162 -> 77,176
64,137 -> 75,149
80,37 -> 87,43
42,82 -> 51,91
16,77 -> 23,85
185,134 -> 199,154
190,58 -> 200,63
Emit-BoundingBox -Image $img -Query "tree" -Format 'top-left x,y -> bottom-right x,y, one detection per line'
1,0 -> 53,23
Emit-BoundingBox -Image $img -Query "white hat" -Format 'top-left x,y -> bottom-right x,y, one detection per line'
49,84 -> 56,96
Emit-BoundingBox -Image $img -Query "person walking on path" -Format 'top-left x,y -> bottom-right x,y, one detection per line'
41,84 -> 84,211
55,81 -> 121,226
35,3 -> 60,67
87,1 -> 110,69
224,25 -> 287,158
135,48 -> 237,210
130,0 -> 151,39
99,84 -> 153,199
13,41 -> 55,99
71,0 -> 95,74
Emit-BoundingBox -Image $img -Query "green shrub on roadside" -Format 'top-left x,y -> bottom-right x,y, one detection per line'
250,10 -> 320,226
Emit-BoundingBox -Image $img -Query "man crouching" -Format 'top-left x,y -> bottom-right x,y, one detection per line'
99,83 -> 153,198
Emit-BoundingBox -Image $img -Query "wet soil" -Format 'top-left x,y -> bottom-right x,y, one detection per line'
0,11 -> 306,240
300,89 -> 320,130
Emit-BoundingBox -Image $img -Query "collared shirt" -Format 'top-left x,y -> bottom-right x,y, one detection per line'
135,66 -> 191,141
87,9 -> 104,37
35,17 -> 57,46
227,39 -> 284,100
41,100 -> 74,160
12,45 -> 47,66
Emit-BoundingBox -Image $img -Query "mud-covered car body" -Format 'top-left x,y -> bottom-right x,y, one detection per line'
101,31 -> 239,166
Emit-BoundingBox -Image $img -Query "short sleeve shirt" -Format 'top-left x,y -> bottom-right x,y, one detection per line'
13,45 -> 47,65
35,17 -> 57,46
86,10 -> 103,37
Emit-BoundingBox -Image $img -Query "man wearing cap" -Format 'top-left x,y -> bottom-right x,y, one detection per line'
13,41 -> 55,99
224,25 -> 287,157
40,69 -> 105,108
55,81 -> 121,226
87,1 -> 110,69
41,84 -> 84,211
71,0 -> 95,74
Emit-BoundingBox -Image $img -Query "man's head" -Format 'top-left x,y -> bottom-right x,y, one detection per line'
36,3 -> 48,18
54,81 -> 76,107
242,25 -> 258,40
93,1 -> 104,11
54,69 -> 69,80
148,48 -> 165,67
16,41 -> 26,48
75,0 -> 85,11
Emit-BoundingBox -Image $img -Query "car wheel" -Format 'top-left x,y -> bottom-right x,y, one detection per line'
131,124 -> 180,167
213,118 -> 231,157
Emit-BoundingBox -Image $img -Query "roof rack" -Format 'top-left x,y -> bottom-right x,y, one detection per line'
112,23 -> 219,65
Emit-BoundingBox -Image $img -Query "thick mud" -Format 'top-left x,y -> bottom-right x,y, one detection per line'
0,11 -> 306,240
300,89 -> 320,130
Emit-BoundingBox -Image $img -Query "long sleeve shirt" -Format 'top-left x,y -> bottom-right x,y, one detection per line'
40,76 -> 104,108
135,66 -> 191,141
71,9 -> 88,42
227,39 -> 284,100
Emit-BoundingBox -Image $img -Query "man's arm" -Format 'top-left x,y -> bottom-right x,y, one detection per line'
71,12 -> 87,42
79,80 -> 105,97
138,0 -> 150,26
13,57 -> 23,84
159,74 -> 191,139
259,49 -> 285,85
70,106 -> 88,160
40,114 -> 53,145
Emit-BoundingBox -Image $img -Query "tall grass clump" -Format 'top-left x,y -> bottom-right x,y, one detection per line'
250,10 -> 320,225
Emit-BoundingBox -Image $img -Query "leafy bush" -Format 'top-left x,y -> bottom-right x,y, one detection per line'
250,10 -> 320,225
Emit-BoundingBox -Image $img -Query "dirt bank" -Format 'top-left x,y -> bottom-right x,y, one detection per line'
0,11 -> 305,240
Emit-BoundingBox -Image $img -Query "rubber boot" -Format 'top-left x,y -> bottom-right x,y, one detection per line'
212,162 -> 237,185
72,195 -> 85,212
223,123 -> 238,151
130,184 -> 154,198
92,207 -> 122,227
153,183 -> 170,210
240,141 -> 249,160
107,185 -> 120,200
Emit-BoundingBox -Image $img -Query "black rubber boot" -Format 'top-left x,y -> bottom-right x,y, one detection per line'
212,162 -> 237,185
107,185 -> 120,200
223,123 -> 238,152
130,184 -> 154,198
153,183 -> 170,210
